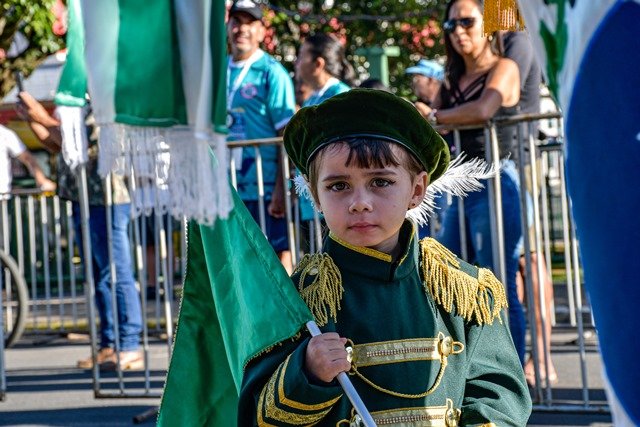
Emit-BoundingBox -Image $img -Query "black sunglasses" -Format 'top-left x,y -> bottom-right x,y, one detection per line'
443,17 -> 476,33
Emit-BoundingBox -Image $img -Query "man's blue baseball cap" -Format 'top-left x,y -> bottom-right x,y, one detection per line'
406,59 -> 445,81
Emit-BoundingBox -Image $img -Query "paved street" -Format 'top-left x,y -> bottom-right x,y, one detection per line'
0,328 -> 613,426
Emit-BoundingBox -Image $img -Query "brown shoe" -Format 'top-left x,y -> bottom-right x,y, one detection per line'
102,350 -> 144,371
77,347 -> 116,369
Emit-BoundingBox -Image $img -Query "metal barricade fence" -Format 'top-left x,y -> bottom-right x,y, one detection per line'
435,112 -> 607,414
1,189 -> 80,400
79,170 -> 182,398
1,126 -> 608,411
0,190 -> 81,335
0,182 -> 184,397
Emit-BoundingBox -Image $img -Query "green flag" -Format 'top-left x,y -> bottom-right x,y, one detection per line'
158,187 -> 313,426
54,0 -> 86,108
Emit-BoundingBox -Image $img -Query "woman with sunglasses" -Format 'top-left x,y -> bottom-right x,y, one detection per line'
416,0 -> 528,367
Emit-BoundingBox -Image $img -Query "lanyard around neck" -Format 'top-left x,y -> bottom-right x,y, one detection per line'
227,49 -> 263,109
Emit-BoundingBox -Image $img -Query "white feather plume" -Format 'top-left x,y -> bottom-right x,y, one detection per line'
407,154 -> 498,226
293,174 -> 317,209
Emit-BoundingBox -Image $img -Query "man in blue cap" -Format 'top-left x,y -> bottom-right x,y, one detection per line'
406,59 -> 444,108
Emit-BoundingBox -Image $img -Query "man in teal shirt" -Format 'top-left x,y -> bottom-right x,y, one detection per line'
226,0 -> 296,272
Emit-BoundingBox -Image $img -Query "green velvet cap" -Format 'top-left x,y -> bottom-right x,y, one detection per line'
283,88 -> 450,182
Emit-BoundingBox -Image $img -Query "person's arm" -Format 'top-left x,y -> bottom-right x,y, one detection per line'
15,151 -> 56,191
268,126 -> 287,218
417,58 -> 520,125
266,64 -> 297,219
15,92 -> 63,153
239,336 -> 343,426
502,32 -> 532,92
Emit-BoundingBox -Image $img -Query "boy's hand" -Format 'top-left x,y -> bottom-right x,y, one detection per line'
305,333 -> 352,383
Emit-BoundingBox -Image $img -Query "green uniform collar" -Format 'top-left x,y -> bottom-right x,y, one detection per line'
325,221 -> 418,283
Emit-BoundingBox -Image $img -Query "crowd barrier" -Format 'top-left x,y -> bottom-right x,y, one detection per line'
0,111 -> 608,412
433,111 -> 605,413
0,180 -> 183,398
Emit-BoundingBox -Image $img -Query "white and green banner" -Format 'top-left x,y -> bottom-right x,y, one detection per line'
56,0 -> 231,223
518,1 -> 640,424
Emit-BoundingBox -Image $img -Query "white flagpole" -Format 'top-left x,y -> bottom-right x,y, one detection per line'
306,321 -> 377,427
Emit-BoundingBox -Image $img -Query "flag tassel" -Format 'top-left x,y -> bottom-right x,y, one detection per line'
306,321 -> 377,427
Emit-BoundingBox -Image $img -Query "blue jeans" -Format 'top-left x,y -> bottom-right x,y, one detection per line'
436,161 -> 526,363
243,200 -> 289,253
73,203 -> 142,351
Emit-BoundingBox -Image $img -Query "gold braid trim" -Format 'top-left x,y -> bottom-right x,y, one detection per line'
278,354 -> 342,411
244,332 -> 302,370
419,238 -> 507,325
258,361 -> 332,425
295,253 -> 343,327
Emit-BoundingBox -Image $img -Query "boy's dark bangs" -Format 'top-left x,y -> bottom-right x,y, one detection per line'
341,138 -> 401,170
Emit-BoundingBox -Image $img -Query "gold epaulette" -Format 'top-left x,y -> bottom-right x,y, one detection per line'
294,253 -> 343,327
419,238 -> 508,325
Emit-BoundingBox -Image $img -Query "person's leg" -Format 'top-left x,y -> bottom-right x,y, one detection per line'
73,202 -> 115,350
435,195 -> 462,256
72,203 -> 118,369
499,163 -> 526,365
520,252 -> 557,384
517,188 -> 557,384
418,193 -> 449,239
110,203 -> 142,352
467,163 -> 526,364
265,200 -> 293,274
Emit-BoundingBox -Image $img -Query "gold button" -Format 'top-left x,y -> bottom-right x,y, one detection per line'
440,336 -> 453,357
346,346 -> 353,364
445,399 -> 460,427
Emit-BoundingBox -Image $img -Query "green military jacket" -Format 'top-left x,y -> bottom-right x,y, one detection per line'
239,222 -> 531,426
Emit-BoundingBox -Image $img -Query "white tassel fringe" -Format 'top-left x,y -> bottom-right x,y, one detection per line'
56,106 -> 88,170
97,123 -> 232,224
407,155 -> 497,226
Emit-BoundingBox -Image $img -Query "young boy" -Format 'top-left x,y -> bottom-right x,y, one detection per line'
238,89 -> 531,426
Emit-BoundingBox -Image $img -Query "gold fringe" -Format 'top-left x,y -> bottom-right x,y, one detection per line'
244,332 -> 303,370
419,238 -> 508,325
483,0 -> 526,35
295,253 -> 343,327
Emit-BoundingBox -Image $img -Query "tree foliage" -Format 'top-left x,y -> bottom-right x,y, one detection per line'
0,0 -> 64,99
263,0 -> 447,97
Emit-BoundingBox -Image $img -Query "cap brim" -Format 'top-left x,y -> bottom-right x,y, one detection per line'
229,9 -> 263,21
406,66 -> 437,77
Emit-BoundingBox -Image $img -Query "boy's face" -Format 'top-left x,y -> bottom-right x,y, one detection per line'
314,144 -> 428,254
